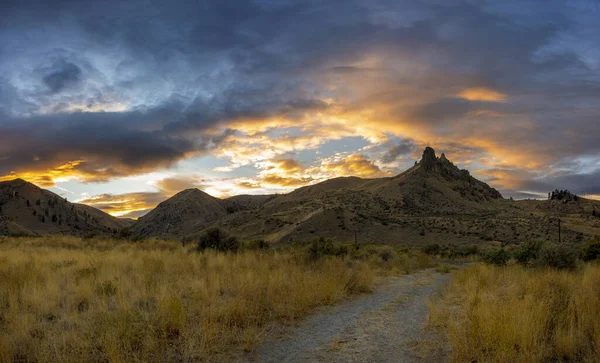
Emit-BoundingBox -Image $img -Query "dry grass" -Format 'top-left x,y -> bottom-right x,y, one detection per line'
0,236 -> 377,362
428,263 -> 600,362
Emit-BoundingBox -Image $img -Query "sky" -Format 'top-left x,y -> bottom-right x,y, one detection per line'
1,0 -> 600,218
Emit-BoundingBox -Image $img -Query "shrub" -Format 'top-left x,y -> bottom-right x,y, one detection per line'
581,236 -> 600,262
514,240 -> 543,266
423,243 -> 441,255
307,237 -> 343,260
245,239 -> 270,250
536,242 -> 577,270
379,248 -> 397,262
483,248 -> 509,266
195,227 -> 240,252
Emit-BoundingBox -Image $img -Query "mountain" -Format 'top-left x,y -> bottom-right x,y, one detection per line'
0,179 -> 130,237
212,147 -> 598,246
216,146 -> 509,245
5,147 -> 599,246
129,146 -> 527,245
128,189 -> 274,239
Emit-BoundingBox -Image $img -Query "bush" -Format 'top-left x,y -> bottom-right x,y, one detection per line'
195,227 -> 240,252
483,248 -> 509,266
307,237 -> 344,260
379,248 -> 397,262
581,236 -> 600,262
536,243 -> 577,270
514,240 -> 543,266
245,239 -> 270,250
423,243 -> 441,255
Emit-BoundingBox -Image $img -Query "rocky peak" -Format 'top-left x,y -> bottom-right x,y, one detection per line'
420,146 -> 438,170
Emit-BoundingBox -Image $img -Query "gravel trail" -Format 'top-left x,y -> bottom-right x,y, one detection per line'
245,270 -> 451,363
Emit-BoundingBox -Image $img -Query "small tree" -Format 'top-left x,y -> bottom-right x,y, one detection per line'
581,236 -> 600,262
196,227 -> 240,252
537,243 -> 577,270
514,240 -> 543,266
483,248 -> 509,266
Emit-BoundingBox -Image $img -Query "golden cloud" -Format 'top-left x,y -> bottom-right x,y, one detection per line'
77,192 -> 166,218
0,160 -> 85,188
457,87 -> 508,103
315,153 -> 390,178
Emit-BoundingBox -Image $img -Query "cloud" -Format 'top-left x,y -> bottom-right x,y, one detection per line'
457,87 -> 508,103
0,0 -> 599,203
316,153 -> 390,179
42,60 -> 82,94
77,192 -> 166,218
382,140 -> 416,163
0,109 -> 234,184
154,177 -> 209,193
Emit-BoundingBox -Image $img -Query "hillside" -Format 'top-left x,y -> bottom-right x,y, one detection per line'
0,179 -> 129,237
129,189 -> 274,239
125,146 -> 600,246
4,147 -> 599,246
217,147 -> 512,245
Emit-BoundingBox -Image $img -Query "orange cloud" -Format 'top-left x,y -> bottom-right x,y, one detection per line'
457,87 -> 508,102
315,153 -> 390,178
0,160 -> 85,188
77,192 -> 166,218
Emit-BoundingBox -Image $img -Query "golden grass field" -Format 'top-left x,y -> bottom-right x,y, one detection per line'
428,263 -> 600,363
0,236 -> 432,362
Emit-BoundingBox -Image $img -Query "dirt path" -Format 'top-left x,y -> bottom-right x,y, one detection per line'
245,270 -> 451,363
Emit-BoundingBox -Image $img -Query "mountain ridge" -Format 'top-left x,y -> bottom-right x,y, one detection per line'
3,148 -> 599,246
0,178 -> 130,237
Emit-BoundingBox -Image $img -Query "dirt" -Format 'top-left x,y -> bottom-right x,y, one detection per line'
244,270 -> 451,363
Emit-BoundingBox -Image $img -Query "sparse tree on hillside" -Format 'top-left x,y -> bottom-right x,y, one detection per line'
195,227 -> 240,252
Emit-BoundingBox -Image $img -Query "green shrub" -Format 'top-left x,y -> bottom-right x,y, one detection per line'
379,248 -> 397,262
536,243 -> 577,270
307,237 -> 344,260
483,248 -> 509,266
423,243 -> 441,255
245,239 -> 270,250
514,240 -> 543,266
581,236 -> 600,262
195,227 -> 240,252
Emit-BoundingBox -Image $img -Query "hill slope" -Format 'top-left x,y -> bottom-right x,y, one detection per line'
129,189 -> 275,239
217,147 -> 508,245
0,179 -> 129,236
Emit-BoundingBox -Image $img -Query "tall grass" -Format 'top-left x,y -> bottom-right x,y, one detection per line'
0,237 -> 376,362
428,264 -> 600,362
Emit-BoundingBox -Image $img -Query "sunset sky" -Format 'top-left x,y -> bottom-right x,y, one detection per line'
1,0 -> 600,218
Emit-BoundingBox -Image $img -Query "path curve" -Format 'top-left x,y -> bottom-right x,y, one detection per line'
245,270 -> 451,363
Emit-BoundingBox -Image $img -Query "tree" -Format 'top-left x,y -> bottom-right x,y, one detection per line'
581,236 -> 600,261
195,227 -> 240,252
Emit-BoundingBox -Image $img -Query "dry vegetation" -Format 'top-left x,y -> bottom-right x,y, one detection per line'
428,263 -> 600,362
0,236 -> 432,362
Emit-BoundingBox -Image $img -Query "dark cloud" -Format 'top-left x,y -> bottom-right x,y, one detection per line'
523,170 -> 600,197
0,0 -> 598,198
42,60 -> 82,93
382,140 -> 416,163
0,109 -> 225,180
